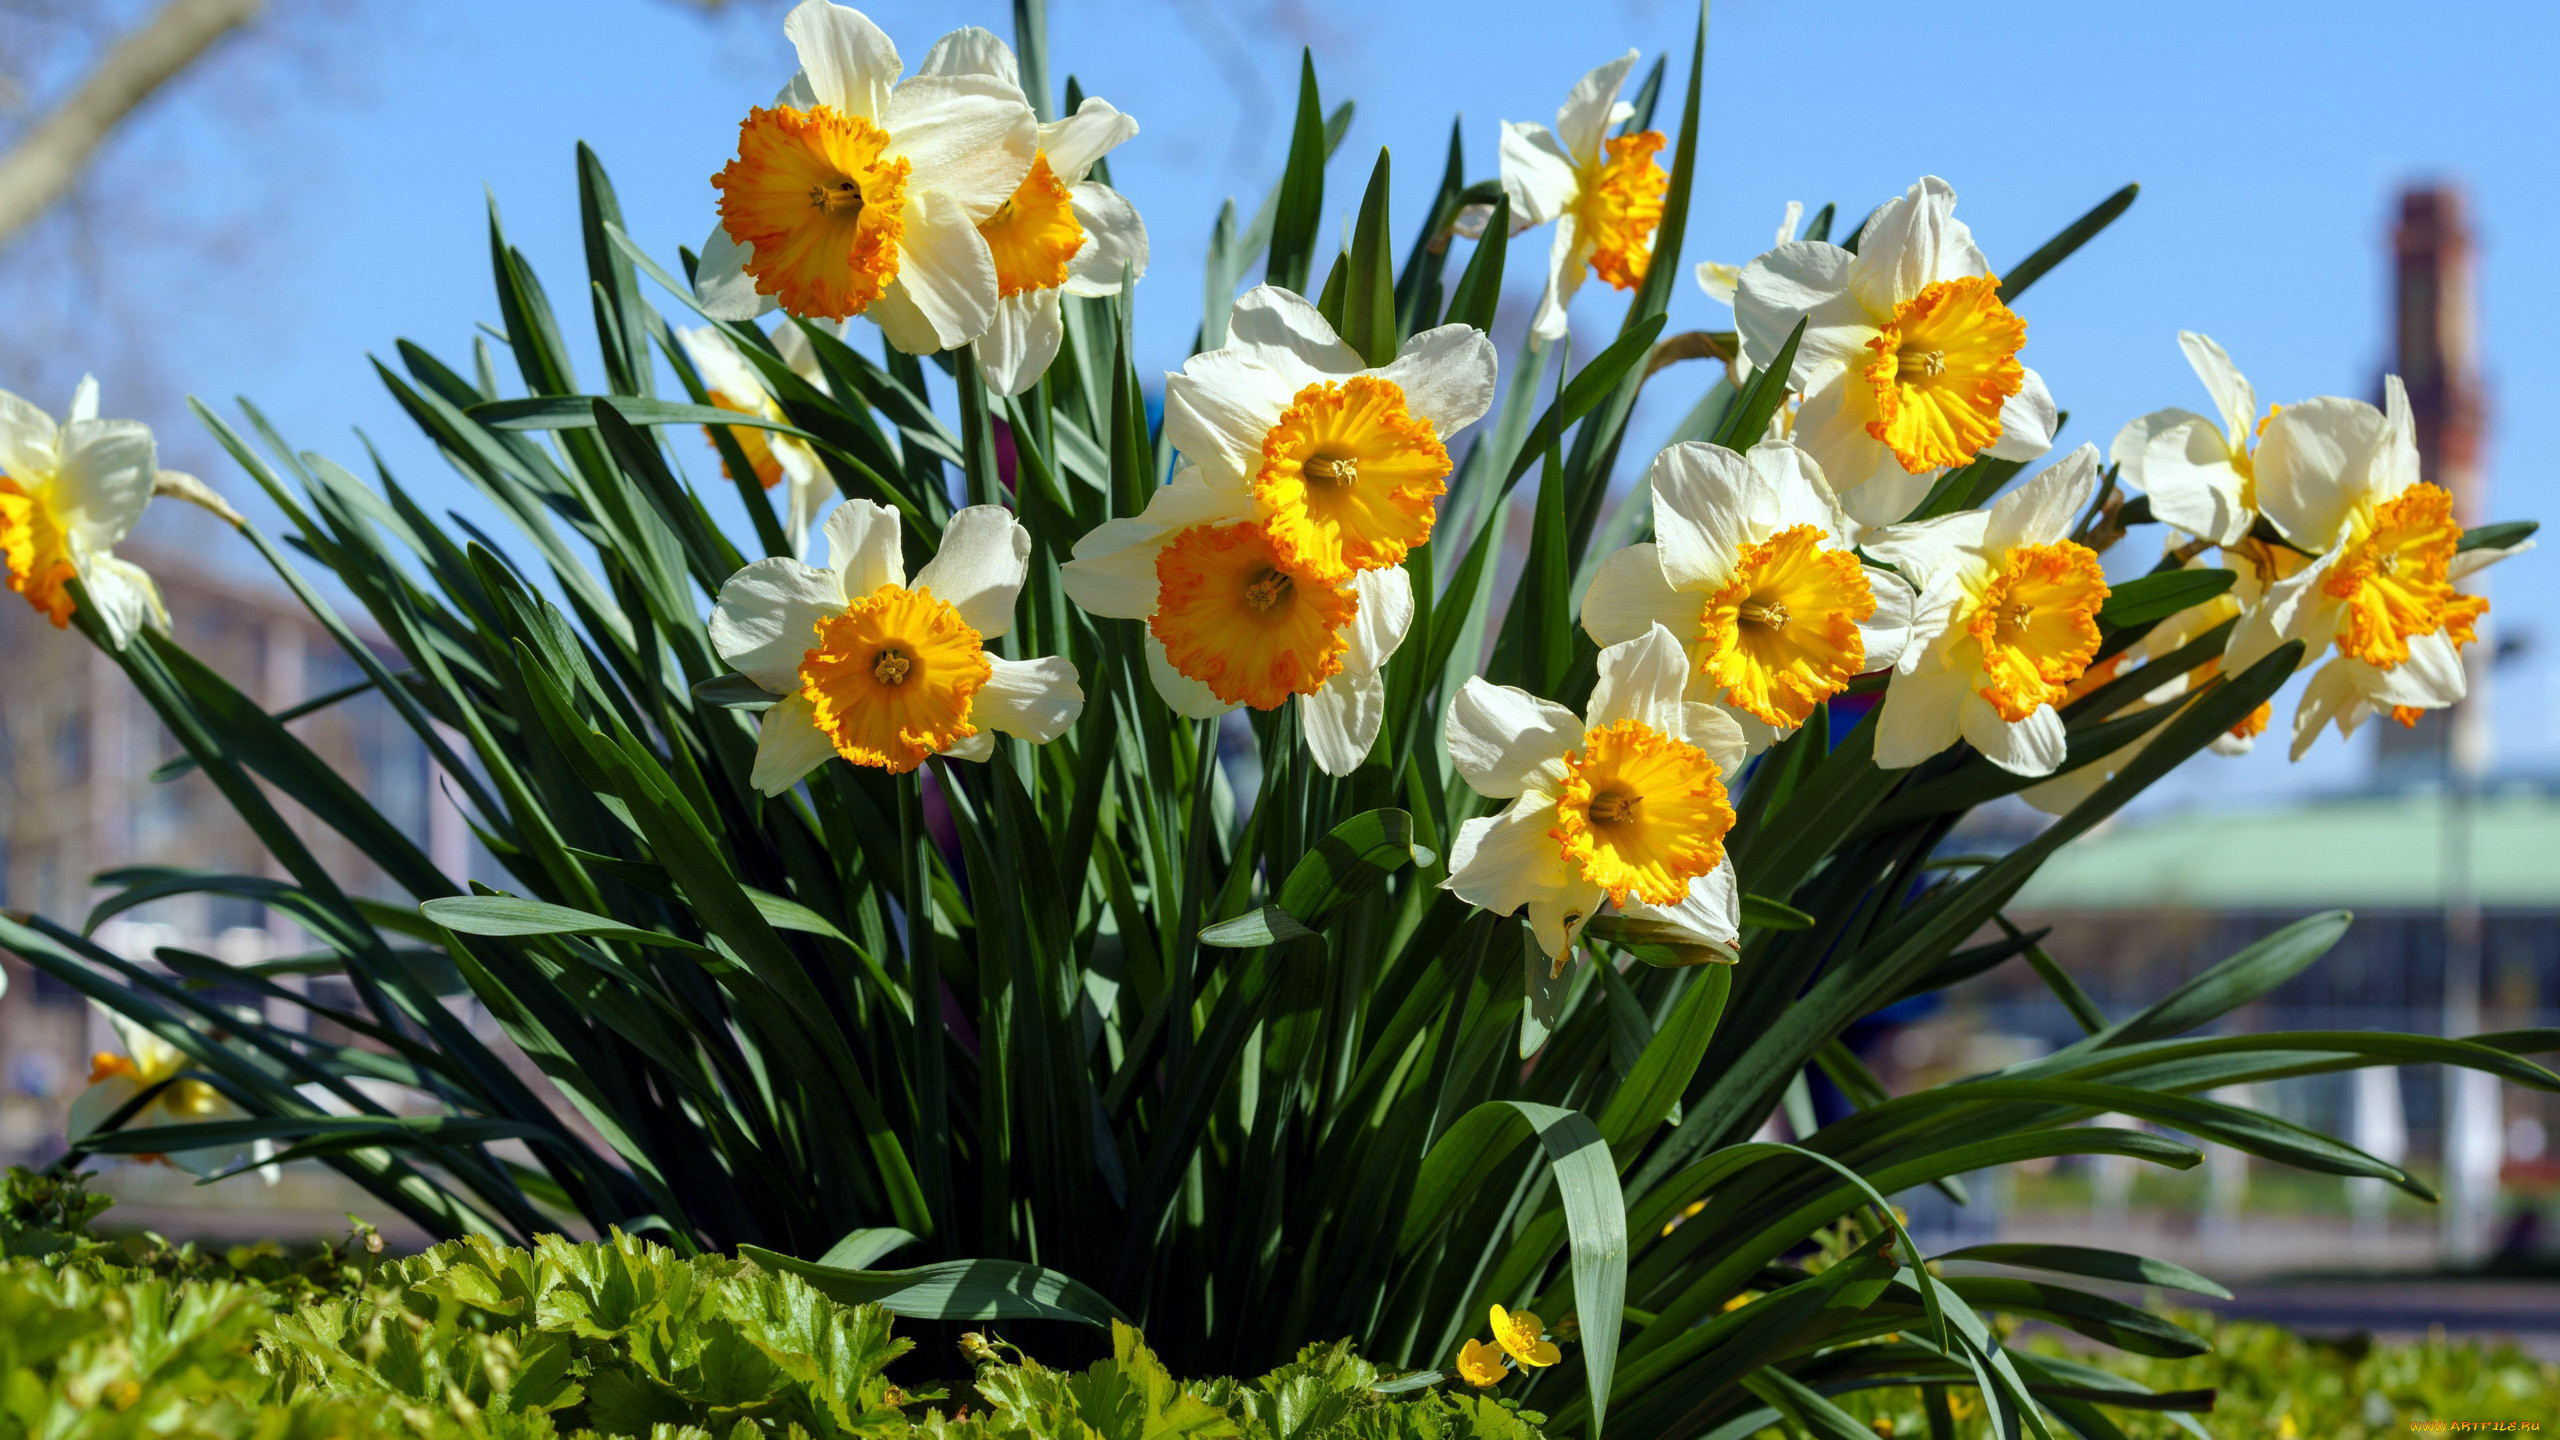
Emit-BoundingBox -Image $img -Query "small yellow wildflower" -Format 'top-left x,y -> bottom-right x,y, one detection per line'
1454,1338 -> 1508,1387
1488,1304 -> 1562,1368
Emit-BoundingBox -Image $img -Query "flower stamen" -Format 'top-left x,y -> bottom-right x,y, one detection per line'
1696,525 -> 1874,728
1550,720 -> 1734,906
1964,541 -> 2109,722
1252,376 -> 1450,582
1860,274 -> 2027,473
1150,522 -> 1354,709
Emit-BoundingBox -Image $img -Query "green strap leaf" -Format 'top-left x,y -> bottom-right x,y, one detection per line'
1402,1101 -> 1625,1438
1276,808 -> 1425,925
1935,1242 -> 2231,1300
2096,569 -> 2234,631
2459,518 -> 2538,552
422,896 -> 709,953
740,1244 -> 1129,1327
1199,905 -> 1319,950
1998,183 -> 2138,303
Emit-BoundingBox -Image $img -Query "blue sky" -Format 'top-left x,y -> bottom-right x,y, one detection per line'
29,0 -> 2558,813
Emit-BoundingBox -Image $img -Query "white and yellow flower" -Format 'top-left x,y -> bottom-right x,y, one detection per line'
710,500 -> 1081,791
1581,439 -> 1914,751
1734,177 -> 2058,530
2292,538 -> 2520,758
1499,52 -> 1672,341
1442,624 -> 1747,963
1865,445 -> 2111,777
1059,287 -> 1491,774
2017,559 -> 2263,816
2227,377 -> 2478,728
0,379 -> 171,648
910,29 -> 1147,396
677,323 -> 833,555
699,2 -> 1038,354
2111,331 -> 2273,547
1060,471 -> 1413,776
70,1010 -> 268,1181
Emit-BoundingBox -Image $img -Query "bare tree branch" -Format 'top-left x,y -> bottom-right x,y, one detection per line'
0,0 -> 265,253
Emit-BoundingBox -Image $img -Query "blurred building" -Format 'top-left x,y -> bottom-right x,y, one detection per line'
0,543 -> 449,1171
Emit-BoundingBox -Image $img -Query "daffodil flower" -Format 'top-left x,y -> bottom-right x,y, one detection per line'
2019,557 -> 2259,816
1488,1304 -> 1563,1368
1442,625 -> 1747,962
912,29 -> 1147,397
70,1011 -> 268,1181
1499,52 -> 1672,342
699,2 -> 1038,354
2227,376 -> 2487,745
1735,177 -> 2058,530
0,379 -> 169,647
710,500 -> 1082,791
2288,533 -> 2524,760
1060,286 -> 1491,775
1865,445 -> 2111,778
678,323 -> 834,556
1454,1338 -> 1509,1387
2111,331 -> 2274,548
1694,201 -> 1803,307
1581,439 -> 1915,752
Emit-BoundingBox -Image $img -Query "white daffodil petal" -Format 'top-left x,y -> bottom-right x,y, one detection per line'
58,419 -> 155,551
1532,215 -> 1589,342
1619,858 -> 1741,950
1961,692 -> 2067,777
1498,122 -> 1581,228
1580,543 -> 1695,647
1445,677 -> 1582,798
695,221 -> 775,322
1144,633 -> 1231,719
1850,176 -> 1986,315
1858,565 -> 1919,674
1226,285 -> 1365,380
1678,702 -> 1749,776
1342,566 -> 1415,675
1872,665 -> 1972,769
2254,396 -> 2383,551
1164,349 -> 1290,489
2111,406 -> 2202,490
1984,444 -> 2100,552
977,654 -> 1084,740
1648,441 -> 1758,591
67,1072 -> 144,1145
2364,630 -> 2467,709
84,554 -> 165,648
1750,439 -> 1850,539
0,390 -> 57,479
977,288 -> 1066,397
1555,50 -> 1638,162
1734,242 -> 1868,383
1376,324 -> 1498,439
944,730 -> 998,762
1586,624 -> 1692,734
1042,97 -> 1139,181
878,188 -> 1002,352
711,558 -> 843,693
1444,800 -> 1572,918
913,504 -> 1029,638
1983,367 -> 2057,462
677,326 -> 771,405
825,498 -> 907,595
1063,181 -> 1148,293
1696,260 -> 1739,306
2179,331 -> 2256,443
2290,660 -> 2365,761
1859,509 -> 1988,594
1303,668 -> 1386,776
2138,419 -> 2254,546
752,691 -> 841,795
885,72 -> 1038,222
1059,519 -> 1166,618
785,0 -> 901,119
915,25 -> 1016,85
